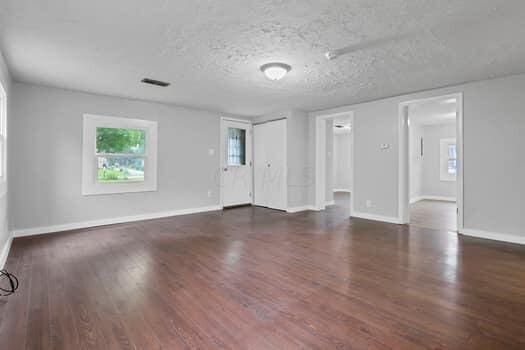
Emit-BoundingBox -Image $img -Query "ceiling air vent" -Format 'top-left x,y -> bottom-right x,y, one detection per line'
141,78 -> 170,87
335,125 -> 345,128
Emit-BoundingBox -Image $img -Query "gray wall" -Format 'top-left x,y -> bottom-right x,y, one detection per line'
421,123 -> 456,199
310,73 -> 525,237
333,133 -> 351,191
0,50 -> 11,264
287,110 -> 311,208
9,83 -> 224,231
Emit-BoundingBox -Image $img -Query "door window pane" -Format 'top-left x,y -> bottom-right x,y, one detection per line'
97,156 -> 145,182
228,128 -> 246,165
96,128 -> 145,154
447,159 -> 457,174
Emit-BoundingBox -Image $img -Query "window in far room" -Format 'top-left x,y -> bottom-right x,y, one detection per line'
82,114 -> 158,195
440,138 -> 457,181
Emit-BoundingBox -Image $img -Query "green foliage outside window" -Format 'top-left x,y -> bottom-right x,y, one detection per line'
96,128 -> 145,154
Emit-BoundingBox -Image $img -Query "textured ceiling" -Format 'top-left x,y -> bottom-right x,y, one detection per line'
1,1 -> 525,116
409,96 -> 457,126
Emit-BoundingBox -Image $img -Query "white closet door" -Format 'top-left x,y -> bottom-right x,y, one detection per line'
266,119 -> 287,210
253,119 -> 287,210
253,123 -> 269,207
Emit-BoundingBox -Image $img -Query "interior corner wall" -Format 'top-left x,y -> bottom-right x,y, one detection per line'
421,123 -> 456,199
325,120 -> 334,203
9,82 -> 231,232
334,133 -> 352,191
0,51 -> 11,266
310,73 -> 525,238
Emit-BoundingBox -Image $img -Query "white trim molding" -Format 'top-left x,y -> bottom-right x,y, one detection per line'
286,205 -> 317,213
398,92 -> 464,229
12,205 -> 222,238
0,233 -> 13,269
82,114 -> 158,196
315,111 -> 354,212
460,228 -> 525,245
410,196 -> 456,204
333,188 -> 351,193
351,211 -> 402,224
325,200 -> 335,206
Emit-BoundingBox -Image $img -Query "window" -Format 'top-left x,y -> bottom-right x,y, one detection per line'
440,138 -> 457,181
82,114 -> 157,195
227,127 -> 246,166
96,128 -> 146,182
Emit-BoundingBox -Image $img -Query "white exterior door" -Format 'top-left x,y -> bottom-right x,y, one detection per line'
221,119 -> 252,207
254,119 -> 287,210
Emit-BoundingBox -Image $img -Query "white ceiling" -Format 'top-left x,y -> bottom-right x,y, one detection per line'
1,1 -> 525,116
408,96 -> 457,126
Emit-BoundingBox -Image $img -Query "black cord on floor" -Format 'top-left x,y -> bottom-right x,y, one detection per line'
0,269 -> 18,296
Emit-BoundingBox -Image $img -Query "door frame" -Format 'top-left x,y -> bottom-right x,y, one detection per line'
314,111 -> 354,212
219,116 -> 253,208
398,92 -> 464,230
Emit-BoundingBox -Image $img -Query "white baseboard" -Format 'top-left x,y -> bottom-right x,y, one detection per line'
333,189 -> 351,193
411,195 -> 456,203
460,228 -> 525,245
351,211 -> 402,224
0,233 -> 13,269
410,196 -> 424,204
287,205 -> 317,213
11,205 -> 223,238
325,200 -> 335,206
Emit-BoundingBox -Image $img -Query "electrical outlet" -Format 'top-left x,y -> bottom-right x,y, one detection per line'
366,200 -> 372,208
207,190 -> 212,198
208,148 -> 215,156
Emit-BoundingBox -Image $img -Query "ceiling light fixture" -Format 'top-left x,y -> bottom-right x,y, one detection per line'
260,63 -> 291,81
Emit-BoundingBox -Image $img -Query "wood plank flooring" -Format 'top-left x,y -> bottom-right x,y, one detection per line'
1,196 -> 525,349
410,200 -> 457,231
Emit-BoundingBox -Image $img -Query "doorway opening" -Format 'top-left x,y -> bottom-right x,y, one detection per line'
399,93 -> 463,231
315,112 -> 354,218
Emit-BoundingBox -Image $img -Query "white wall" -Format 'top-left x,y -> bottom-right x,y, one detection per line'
0,50 -> 11,267
9,82 -> 228,232
333,133 -> 352,191
310,73 -> 525,240
421,123 -> 456,199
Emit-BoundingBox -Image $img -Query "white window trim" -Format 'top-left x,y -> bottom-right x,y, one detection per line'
0,81 -> 7,196
82,114 -> 158,195
440,138 -> 456,182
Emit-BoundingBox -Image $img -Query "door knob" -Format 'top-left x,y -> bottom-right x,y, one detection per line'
267,163 -> 271,167
223,167 -> 228,171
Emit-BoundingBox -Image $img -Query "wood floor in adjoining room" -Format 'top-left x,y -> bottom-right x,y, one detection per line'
410,199 -> 457,231
1,202 -> 525,349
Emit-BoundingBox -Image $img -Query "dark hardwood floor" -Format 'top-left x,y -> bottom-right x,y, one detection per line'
1,196 -> 525,349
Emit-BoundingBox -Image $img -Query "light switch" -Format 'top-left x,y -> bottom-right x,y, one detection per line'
208,148 -> 215,156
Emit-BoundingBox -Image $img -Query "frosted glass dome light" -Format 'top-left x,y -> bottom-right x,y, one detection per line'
260,63 -> 291,81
